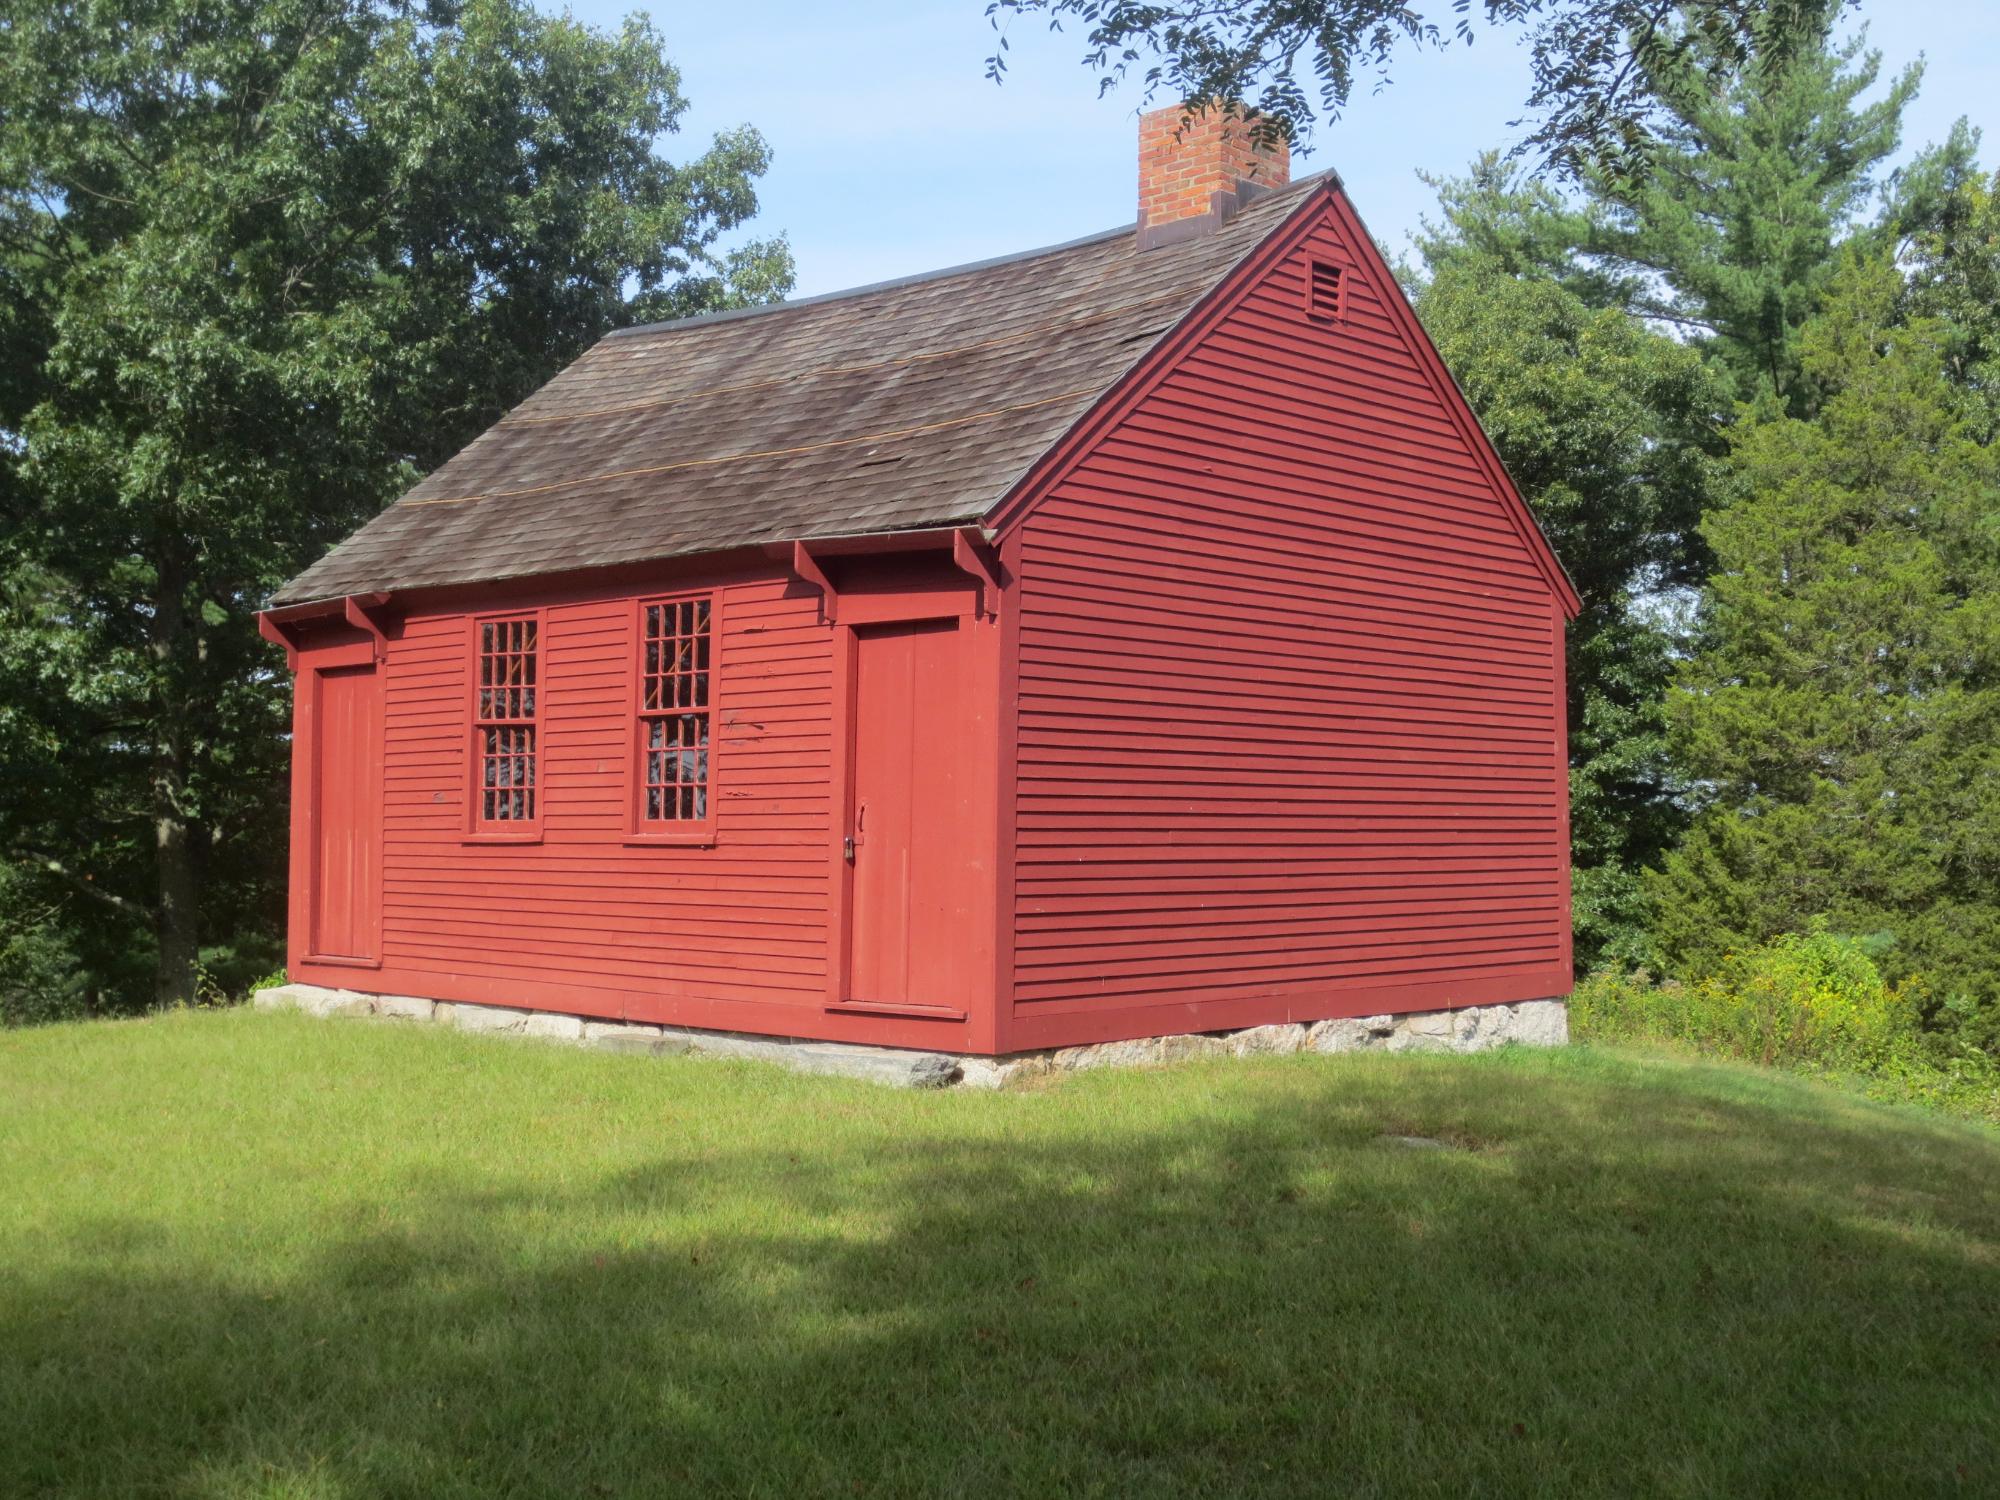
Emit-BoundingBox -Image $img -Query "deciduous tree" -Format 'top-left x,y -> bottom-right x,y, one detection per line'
984,0 -> 1858,177
0,0 -> 793,1010
1412,174 -> 1725,967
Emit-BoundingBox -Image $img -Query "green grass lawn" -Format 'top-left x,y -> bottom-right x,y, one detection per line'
4,1010 -> 1997,1498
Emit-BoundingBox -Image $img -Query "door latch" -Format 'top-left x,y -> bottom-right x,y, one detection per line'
843,836 -> 855,863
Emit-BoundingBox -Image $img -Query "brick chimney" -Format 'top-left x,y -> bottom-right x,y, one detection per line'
1137,101 -> 1290,250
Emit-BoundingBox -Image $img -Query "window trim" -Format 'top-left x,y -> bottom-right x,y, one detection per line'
463,608 -> 546,844
1305,256 -> 1345,324
624,589 -> 720,847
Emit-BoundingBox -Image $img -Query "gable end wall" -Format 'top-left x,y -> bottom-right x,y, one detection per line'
997,198 -> 1573,1051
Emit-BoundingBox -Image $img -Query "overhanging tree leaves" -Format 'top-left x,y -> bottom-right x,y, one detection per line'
984,0 -> 1858,176
0,0 -> 793,1011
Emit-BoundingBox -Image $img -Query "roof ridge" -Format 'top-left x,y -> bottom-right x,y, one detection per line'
269,168 -> 1343,606
606,169 -> 1338,344
605,226 -> 1132,342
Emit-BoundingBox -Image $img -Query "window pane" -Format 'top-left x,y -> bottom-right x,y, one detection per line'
638,598 -> 714,823
475,619 -> 538,824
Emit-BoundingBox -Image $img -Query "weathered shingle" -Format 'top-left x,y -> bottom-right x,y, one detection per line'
272,177 -> 1330,606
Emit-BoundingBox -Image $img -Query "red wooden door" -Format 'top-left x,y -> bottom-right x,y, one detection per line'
847,619 -> 974,1009
310,663 -> 383,962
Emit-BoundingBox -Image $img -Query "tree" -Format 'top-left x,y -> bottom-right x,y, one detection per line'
1579,19 -> 1916,414
1406,21 -> 1917,416
984,0 -> 1857,176
1406,16 -> 1922,973
1888,121 -> 2000,440
0,0 -> 793,1011
1648,256 -> 2000,1036
1412,168 -> 1725,968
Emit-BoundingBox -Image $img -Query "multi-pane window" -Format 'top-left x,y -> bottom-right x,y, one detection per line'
638,597 -> 712,824
474,616 -> 538,825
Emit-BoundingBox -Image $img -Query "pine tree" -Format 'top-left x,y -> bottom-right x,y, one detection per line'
1414,15 -> 1938,978
1649,256 -> 2000,1037
1584,21 -> 1917,414
1889,122 -> 2000,440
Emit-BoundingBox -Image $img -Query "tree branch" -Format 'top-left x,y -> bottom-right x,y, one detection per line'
8,847 -> 153,924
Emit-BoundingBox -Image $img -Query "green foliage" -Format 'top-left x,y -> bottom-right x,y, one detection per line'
1562,619 -> 1687,968
1890,124 -> 2000,440
984,2 -> 1859,180
1648,256 -> 2000,1033
1583,19 -> 1916,413
242,967 -> 289,1000
1572,928 -> 2000,1124
0,0 -> 792,1011
1411,20 -> 1959,988
1413,168 -> 1726,969
1575,925 -> 1919,1068
1414,30 -> 2000,1023
193,940 -> 285,1010
0,864 -> 93,1027
1414,22 -> 1917,407
1413,230 -> 1722,607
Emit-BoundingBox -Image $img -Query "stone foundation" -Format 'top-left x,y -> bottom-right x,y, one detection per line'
253,985 -> 1567,1089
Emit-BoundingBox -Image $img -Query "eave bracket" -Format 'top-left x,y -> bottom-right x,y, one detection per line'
951,528 -> 1003,620
791,540 -> 837,624
257,612 -> 302,673
344,595 -> 390,662
256,591 -> 393,672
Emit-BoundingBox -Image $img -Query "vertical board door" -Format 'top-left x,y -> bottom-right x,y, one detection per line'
310,663 -> 383,962
847,619 -> 975,1009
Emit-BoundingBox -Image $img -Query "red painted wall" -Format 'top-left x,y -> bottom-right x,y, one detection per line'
281,187 -> 1570,1058
286,556 -> 999,1053
994,193 -> 1573,1052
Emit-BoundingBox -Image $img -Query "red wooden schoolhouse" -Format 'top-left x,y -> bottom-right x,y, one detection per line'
261,105 -> 1579,1058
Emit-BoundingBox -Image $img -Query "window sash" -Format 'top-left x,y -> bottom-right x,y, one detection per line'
637,596 -> 713,826
473,616 -> 538,825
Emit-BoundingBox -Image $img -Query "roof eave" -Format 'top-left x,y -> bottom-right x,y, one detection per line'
267,516 -> 999,614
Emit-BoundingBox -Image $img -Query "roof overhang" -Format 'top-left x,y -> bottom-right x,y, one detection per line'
770,526 -> 1003,624
257,592 -> 392,672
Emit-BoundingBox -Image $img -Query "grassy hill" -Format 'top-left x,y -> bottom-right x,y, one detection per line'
4,1009 -> 1996,1497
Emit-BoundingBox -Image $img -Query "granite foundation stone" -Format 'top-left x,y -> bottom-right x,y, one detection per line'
251,985 -> 1567,1089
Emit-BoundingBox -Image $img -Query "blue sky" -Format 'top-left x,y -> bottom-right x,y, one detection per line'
563,0 -> 2000,298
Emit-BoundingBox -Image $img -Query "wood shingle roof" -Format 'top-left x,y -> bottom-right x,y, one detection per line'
272,175 -> 1331,606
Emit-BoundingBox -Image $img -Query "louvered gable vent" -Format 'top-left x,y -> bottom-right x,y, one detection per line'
1307,258 -> 1343,322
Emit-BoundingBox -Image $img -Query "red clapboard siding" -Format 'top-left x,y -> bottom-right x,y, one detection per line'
280,180 -> 1568,1058
306,573 -> 814,1029
998,195 -> 1572,1048
288,558 -> 993,1051
369,574 -> 833,1013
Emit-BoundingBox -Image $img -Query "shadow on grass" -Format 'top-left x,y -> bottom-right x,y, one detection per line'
5,1055 -> 1997,1497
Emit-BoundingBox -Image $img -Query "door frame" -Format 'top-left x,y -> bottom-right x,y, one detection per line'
824,586 -> 982,1022
290,638 -> 386,971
